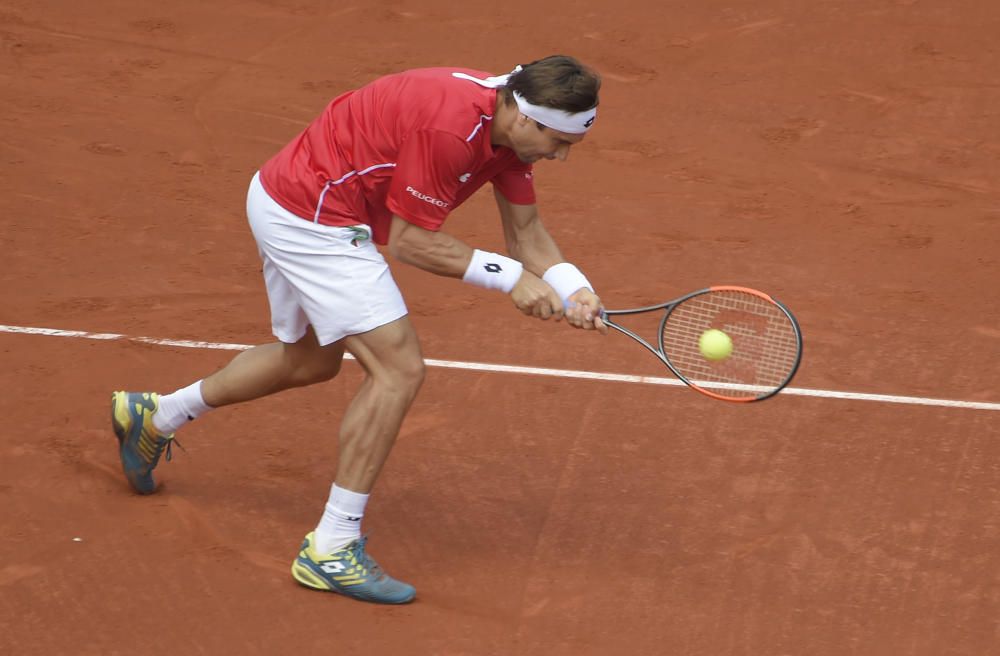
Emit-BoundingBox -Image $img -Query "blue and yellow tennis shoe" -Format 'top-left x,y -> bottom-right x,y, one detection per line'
291,533 -> 416,604
111,391 -> 177,494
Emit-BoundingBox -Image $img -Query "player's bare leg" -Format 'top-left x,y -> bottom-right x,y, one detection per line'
200,325 -> 346,407
291,315 -> 423,604
112,325 -> 345,494
336,315 -> 425,492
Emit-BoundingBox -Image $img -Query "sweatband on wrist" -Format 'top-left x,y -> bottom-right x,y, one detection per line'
543,262 -> 593,303
463,249 -> 524,293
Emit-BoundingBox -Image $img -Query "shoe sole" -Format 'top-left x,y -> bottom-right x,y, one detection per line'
110,391 -> 157,495
111,391 -> 129,444
291,561 -> 334,592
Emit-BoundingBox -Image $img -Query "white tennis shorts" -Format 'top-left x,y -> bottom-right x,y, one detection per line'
246,171 -> 407,346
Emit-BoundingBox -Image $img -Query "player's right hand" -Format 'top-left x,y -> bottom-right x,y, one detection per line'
510,271 -> 564,320
565,288 -> 608,334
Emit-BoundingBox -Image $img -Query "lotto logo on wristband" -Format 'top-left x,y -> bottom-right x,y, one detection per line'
463,249 -> 523,293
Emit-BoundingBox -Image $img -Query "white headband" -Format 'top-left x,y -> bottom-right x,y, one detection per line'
511,91 -> 596,134
452,67 -> 597,135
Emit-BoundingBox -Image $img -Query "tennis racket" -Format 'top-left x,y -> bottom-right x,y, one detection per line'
600,286 -> 802,402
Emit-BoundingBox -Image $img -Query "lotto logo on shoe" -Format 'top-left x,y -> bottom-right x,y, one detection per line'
320,561 -> 347,574
406,186 -> 449,208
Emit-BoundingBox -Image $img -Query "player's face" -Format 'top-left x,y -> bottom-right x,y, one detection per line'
509,116 -> 585,164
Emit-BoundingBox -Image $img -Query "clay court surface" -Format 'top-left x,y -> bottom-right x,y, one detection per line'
2,1 -> 999,654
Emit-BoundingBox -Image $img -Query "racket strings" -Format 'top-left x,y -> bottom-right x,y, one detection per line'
660,291 -> 800,399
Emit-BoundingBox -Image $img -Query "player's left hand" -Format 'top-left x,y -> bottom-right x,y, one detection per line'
566,289 -> 608,334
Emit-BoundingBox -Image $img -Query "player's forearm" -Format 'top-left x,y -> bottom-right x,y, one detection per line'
504,217 -> 565,276
388,215 -> 473,278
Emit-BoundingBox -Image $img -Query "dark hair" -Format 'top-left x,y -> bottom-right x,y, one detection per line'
500,55 -> 601,113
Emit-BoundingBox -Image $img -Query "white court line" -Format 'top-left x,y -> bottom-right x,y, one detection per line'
2,323 -> 998,412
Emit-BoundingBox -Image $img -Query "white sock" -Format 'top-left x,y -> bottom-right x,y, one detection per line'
152,380 -> 212,434
314,483 -> 369,554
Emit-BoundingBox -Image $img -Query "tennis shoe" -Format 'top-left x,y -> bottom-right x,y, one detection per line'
291,533 -> 416,604
111,391 -> 177,494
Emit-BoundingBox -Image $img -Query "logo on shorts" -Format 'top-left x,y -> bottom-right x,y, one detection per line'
459,173 -> 471,183
406,186 -> 449,208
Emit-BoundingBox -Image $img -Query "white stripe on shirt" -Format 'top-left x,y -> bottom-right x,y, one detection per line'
314,162 -> 398,222
466,115 -> 493,142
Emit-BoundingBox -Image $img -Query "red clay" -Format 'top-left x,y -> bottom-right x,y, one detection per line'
2,2 -> 999,655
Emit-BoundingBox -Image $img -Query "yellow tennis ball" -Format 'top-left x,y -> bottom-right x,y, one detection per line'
698,328 -> 733,361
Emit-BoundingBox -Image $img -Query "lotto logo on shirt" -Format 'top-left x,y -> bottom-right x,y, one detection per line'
406,186 -> 450,208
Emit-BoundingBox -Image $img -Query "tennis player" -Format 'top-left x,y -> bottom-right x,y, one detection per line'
111,55 -> 606,604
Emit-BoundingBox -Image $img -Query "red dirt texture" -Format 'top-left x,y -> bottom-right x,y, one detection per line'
1,1 -> 998,655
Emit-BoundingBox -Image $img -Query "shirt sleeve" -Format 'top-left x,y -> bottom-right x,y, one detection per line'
492,159 -> 536,205
386,129 -> 473,231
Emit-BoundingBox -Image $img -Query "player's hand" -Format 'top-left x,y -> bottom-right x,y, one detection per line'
510,271 -> 564,320
566,289 -> 608,334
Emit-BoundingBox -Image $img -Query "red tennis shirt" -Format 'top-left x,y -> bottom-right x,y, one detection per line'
258,67 -> 536,245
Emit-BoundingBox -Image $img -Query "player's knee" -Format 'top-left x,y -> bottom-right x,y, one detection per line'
388,353 -> 425,396
400,355 -> 426,392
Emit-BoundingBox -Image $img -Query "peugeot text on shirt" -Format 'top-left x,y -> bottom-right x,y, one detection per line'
406,186 -> 450,208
